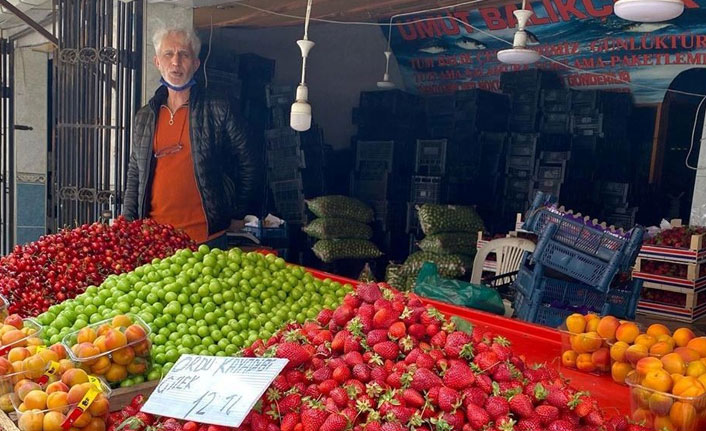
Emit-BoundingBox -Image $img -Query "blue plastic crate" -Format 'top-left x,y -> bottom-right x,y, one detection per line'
524,191 -> 644,270
535,236 -> 619,290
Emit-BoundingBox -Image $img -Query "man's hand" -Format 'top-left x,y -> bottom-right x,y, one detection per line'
228,219 -> 245,232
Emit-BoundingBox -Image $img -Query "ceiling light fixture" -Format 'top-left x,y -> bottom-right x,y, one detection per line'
290,0 -> 315,132
377,50 -> 395,89
497,1 -> 540,65
614,0 -> 683,22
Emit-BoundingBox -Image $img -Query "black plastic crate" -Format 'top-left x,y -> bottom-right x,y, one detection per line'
355,140 -> 395,171
425,95 -> 456,116
238,53 -> 275,81
508,115 -> 538,133
270,106 -> 289,129
267,145 -> 305,169
533,178 -> 562,196
360,90 -> 420,116
480,132 -> 507,146
540,113 -> 570,134
271,178 -> 304,203
265,85 -> 294,108
274,199 -> 307,224
505,177 -> 533,193
500,70 -> 562,92
371,200 -> 405,232
571,90 -> 601,110
268,165 -> 301,183
539,134 -> 572,151
540,151 -> 571,163
599,182 -> 630,199
541,89 -> 572,105
511,101 -> 539,115
406,203 -> 420,233
356,164 -> 389,181
265,128 -> 301,150
415,139 -> 447,175
536,164 -> 565,180
507,154 -> 536,170
351,175 -> 390,201
410,175 -> 443,204
507,166 -> 533,178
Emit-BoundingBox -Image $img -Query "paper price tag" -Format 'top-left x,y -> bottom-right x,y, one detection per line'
141,355 -> 288,427
36,361 -> 60,386
62,376 -> 103,429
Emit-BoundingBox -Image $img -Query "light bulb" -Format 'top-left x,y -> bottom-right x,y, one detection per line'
614,0 -> 684,22
290,84 -> 311,132
497,48 -> 540,65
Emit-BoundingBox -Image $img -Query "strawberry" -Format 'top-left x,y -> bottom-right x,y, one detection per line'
333,305 -> 355,327
402,388 -> 425,408
430,331 -> 447,347
443,362 -> 475,390
416,353 -> 435,370
427,324 -> 441,337
358,283 -> 383,303
281,412 -> 300,431
313,367 -> 333,382
321,413 -> 348,431
490,337 -> 512,361
509,394 -> 534,419
330,387 -> 349,407
344,351 -> 364,366
443,410 -> 465,431
344,336 -> 362,353
373,308 -> 399,329
475,374 -> 493,394
585,410 -> 604,427
444,331 -> 474,359
536,405 -> 559,425
388,321 -> 406,339
373,341 -> 399,360
280,393 -> 302,412
130,394 -> 145,408
547,420 -> 574,431
606,415 -> 628,431
492,363 -> 512,382
462,387 -> 488,408
277,342 -> 313,368
408,323 -> 426,339
333,365 -> 351,382
438,387 -> 460,412
370,366 -> 388,384
317,308 -> 334,325
411,367 -> 442,391
485,395 -> 509,419
306,383 -> 321,398
516,417 -> 543,431
465,403 -> 491,429
273,374 -> 290,392
182,422 -> 198,431
353,364 -> 371,382
319,379 -> 338,395
380,423 -> 405,431
546,387 -> 571,409
365,421 -> 382,431
367,329 -> 389,346
389,406 -> 415,423
386,371 -> 403,388
343,293 -> 361,309
301,408 -> 328,431
473,351 -> 499,372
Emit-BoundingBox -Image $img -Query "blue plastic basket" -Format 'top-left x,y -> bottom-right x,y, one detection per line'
524,192 -> 644,271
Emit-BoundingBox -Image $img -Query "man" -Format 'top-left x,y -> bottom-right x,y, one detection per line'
124,27 -> 262,247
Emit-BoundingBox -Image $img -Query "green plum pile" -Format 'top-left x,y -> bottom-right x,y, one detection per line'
35,246 -> 352,386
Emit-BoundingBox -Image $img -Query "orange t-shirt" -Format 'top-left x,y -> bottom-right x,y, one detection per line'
149,105 -> 211,243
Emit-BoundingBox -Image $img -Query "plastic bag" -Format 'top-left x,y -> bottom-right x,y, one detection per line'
306,195 -> 374,223
400,251 -> 471,279
414,262 -> 505,315
312,239 -> 383,263
302,217 -> 373,240
418,232 -> 479,255
416,204 -> 485,236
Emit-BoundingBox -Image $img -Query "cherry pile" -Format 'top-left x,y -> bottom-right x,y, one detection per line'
0,216 -> 194,316
236,284 -> 646,431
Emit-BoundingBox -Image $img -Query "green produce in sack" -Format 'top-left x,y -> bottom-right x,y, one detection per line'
306,195 -> 374,223
416,203 -> 484,236
400,251 -> 471,279
312,239 -> 383,263
358,263 -> 376,283
302,217 -> 373,240
414,262 -> 505,315
385,263 -> 405,290
418,232 -> 479,255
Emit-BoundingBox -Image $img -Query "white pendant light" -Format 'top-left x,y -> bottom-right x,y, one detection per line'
614,0 -> 683,22
291,0 -> 315,132
497,7 -> 540,65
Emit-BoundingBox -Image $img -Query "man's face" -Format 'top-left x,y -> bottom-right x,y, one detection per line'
154,32 -> 200,87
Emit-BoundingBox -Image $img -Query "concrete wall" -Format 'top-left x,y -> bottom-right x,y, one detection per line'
204,23 -> 405,150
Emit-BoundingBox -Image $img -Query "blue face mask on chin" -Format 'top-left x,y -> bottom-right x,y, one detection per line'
160,77 -> 196,92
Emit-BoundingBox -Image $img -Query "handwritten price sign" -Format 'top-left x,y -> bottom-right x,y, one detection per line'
141,355 -> 288,427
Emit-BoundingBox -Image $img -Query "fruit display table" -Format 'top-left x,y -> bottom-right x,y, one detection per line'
307,268 -> 632,416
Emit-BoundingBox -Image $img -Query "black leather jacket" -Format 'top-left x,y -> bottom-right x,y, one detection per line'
123,84 -> 263,235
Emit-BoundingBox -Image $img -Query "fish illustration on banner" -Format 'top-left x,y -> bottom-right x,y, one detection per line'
386,0 -> 706,103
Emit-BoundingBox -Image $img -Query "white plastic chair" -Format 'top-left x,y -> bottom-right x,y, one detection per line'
471,237 -> 536,317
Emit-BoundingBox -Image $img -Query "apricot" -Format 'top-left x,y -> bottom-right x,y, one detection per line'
653,415 -> 677,431
4,314 -> 23,330
585,315 -> 600,332
46,391 -> 69,413
611,341 -> 630,362
672,376 -> 705,397
85,417 -> 106,431
61,368 -> 89,387
566,313 -> 586,334
76,342 -> 101,365
625,344 -> 649,366
686,337 -> 706,357
43,411 -> 65,431
125,324 -> 147,344
611,361 -> 633,384
77,327 -> 97,345
104,328 -> 128,351
670,401 -> 697,430
0,393 -> 12,413
23,355 -> 47,379
673,328 -> 696,348
697,373 -> 706,391
647,323 -> 672,338
576,353 -> 597,372
112,314 -> 133,329
686,360 -> 706,378
67,383 -> 90,405
49,344 -> 67,361
93,335 -> 107,353
15,380 -> 41,401
127,357 -> 148,375
1,329 -> 26,346
675,347 -> 701,363
657,334 -> 677,348
649,341 -> 674,357
105,363 -> 127,383
562,350 -> 578,368
635,334 -> 657,349
18,409 -> 44,431
649,392 -> 675,416
24,390 -> 48,410
592,347 -> 611,372
58,359 -> 74,375
636,357 -> 663,375
632,407 -> 654,424
45,381 -> 69,395
597,316 -> 620,341
73,411 -> 92,428
642,369 -> 673,392
87,393 -> 109,416
8,347 -> 31,363
90,356 -> 111,375
616,322 -> 640,344
38,349 -> 59,364
133,339 -> 151,357
112,346 -> 135,366
0,357 -> 12,375
661,353 -> 687,375
96,323 -> 111,337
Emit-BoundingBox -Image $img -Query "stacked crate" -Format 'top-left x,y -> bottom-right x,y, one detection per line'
597,182 -> 638,229
265,127 -> 307,224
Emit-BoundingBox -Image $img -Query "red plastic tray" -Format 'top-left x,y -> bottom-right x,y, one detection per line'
305,267 -> 630,416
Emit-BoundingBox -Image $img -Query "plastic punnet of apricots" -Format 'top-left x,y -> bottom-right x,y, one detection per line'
0,316 -> 43,356
61,314 -> 151,386
625,370 -> 706,431
559,315 -> 611,375
10,376 -> 112,431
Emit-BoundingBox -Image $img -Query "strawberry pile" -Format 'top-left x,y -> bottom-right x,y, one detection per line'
109,395 -> 230,431
231,283 -> 646,431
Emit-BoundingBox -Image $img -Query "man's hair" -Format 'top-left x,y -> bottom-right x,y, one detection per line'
153,27 -> 201,56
